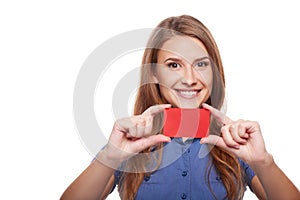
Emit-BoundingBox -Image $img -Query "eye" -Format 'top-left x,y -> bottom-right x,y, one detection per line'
167,62 -> 181,69
195,60 -> 210,68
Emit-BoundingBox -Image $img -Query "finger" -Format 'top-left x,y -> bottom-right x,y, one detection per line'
241,120 -> 261,134
143,116 -> 153,136
230,122 -> 248,144
115,118 -> 132,133
136,116 -> 155,137
200,135 -> 228,149
128,117 -> 148,138
221,125 -> 240,149
202,103 -> 232,125
136,120 -> 146,138
130,135 -> 171,152
131,116 -> 156,138
200,135 -> 240,156
142,104 -> 171,117
237,122 -> 249,139
128,124 -> 138,138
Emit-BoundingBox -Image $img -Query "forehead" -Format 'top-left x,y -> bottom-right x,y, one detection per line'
158,36 -> 209,61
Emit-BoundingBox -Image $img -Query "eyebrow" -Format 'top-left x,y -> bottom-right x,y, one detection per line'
164,56 -> 210,63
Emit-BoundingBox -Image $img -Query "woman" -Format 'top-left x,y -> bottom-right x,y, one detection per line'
61,15 -> 299,199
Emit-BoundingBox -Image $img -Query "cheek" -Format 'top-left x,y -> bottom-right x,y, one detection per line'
156,70 -> 181,88
159,85 -> 170,97
207,75 -> 213,92
158,85 -> 176,104
156,73 -> 179,100
198,69 -> 213,90
157,80 -> 175,96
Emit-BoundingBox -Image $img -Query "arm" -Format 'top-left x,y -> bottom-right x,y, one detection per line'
60,154 -> 116,200
250,154 -> 299,200
200,103 -> 300,200
251,176 -> 267,200
61,104 -> 171,200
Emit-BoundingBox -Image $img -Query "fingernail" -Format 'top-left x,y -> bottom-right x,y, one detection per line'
163,136 -> 171,142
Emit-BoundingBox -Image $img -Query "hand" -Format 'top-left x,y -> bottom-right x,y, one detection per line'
200,103 -> 270,164
100,104 -> 171,165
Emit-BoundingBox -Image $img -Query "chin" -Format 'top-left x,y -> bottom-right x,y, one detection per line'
173,101 -> 201,109
179,105 -> 200,109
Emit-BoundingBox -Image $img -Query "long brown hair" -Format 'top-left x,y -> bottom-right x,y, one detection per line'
118,15 -> 246,200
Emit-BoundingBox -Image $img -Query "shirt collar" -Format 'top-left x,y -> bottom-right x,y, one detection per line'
172,137 -> 199,145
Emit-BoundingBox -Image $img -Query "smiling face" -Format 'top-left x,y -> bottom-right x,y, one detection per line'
153,36 -> 213,108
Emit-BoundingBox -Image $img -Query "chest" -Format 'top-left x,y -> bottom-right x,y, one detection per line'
135,141 -> 227,200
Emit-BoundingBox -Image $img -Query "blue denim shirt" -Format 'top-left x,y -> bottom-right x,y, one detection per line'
113,138 -> 255,199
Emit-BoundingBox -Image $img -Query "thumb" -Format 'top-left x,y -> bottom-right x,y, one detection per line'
131,135 -> 171,153
200,135 -> 227,149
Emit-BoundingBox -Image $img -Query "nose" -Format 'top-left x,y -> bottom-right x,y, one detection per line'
181,67 -> 197,86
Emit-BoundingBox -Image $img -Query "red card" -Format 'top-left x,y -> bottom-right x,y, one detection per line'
163,108 -> 210,138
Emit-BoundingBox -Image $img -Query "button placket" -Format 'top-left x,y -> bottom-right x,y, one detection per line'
180,142 -> 191,199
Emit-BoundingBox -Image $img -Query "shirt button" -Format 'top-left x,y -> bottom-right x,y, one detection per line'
144,176 -> 150,182
182,171 -> 188,177
187,148 -> 190,153
181,193 -> 187,199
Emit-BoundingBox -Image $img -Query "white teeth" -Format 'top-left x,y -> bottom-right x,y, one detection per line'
179,90 -> 197,96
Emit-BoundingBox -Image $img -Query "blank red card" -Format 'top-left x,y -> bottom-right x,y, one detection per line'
163,108 -> 210,138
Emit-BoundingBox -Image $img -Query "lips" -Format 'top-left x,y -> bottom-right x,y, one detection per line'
175,89 -> 201,99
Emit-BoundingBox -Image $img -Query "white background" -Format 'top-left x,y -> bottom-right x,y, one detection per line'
1,0 -> 299,199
